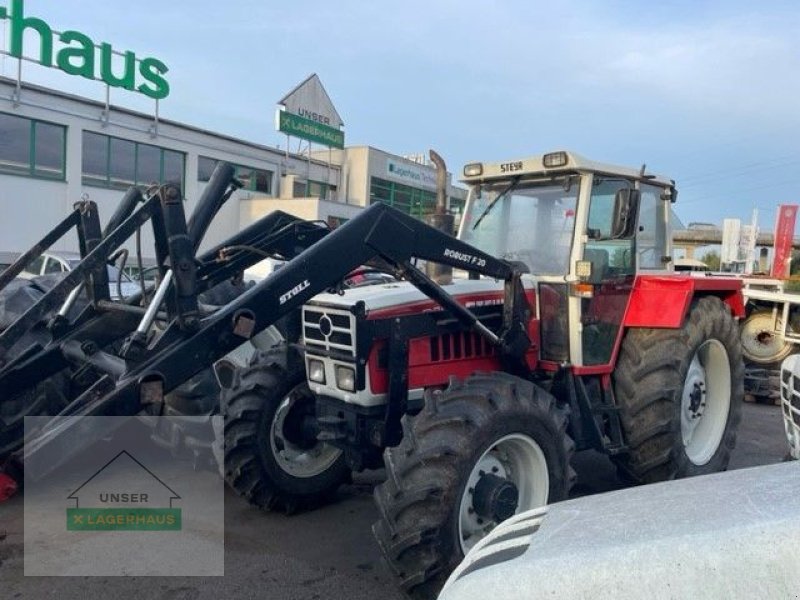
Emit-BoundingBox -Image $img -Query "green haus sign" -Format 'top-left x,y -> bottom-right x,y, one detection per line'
0,0 -> 170,100
278,111 -> 344,149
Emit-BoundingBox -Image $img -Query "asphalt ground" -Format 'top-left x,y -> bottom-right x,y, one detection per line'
0,401 -> 791,600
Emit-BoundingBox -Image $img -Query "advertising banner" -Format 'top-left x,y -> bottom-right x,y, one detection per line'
771,204 -> 798,278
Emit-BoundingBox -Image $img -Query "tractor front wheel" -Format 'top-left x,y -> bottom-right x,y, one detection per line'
373,372 -> 574,600
223,348 -> 350,513
613,296 -> 744,482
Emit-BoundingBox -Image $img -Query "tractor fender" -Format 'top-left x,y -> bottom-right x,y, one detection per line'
623,275 -> 744,329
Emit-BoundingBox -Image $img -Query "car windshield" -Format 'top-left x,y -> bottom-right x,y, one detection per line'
459,178 -> 579,275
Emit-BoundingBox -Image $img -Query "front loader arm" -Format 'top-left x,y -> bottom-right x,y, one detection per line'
19,202 -> 531,474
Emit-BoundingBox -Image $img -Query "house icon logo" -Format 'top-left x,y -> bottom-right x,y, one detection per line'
66,450 -> 181,531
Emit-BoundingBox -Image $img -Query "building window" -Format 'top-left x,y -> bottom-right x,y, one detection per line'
198,156 -> 273,194
291,179 -> 336,199
0,113 -> 66,180
82,132 -> 185,191
370,177 -> 438,219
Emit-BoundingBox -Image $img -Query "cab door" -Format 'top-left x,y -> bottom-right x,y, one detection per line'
578,178 -> 637,367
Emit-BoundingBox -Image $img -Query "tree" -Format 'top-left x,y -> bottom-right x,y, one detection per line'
701,250 -> 721,271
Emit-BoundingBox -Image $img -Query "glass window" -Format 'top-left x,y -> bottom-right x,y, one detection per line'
370,177 -> 440,219
136,143 -> 161,186
0,113 -> 30,175
236,167 -> 255,191
197,156 -> 217,182
638,184 -> 669,270
255,169 -> 271,194
83,132 -> 184,190
460,178 -> 579,275
33,122 -> 65,178
163,150 -> 184,186
82,132 -> 108,186
197,156 -> 273,194
0,113 -> 65,179
293,179 -> 307,197
584,178 -> 636,278
109,137 -> 136,190
44,257 -> 64,274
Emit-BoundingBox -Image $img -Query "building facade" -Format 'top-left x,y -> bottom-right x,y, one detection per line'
0,78 -> 465,257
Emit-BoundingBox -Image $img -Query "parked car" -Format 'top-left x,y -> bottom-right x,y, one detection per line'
19,251 -> 140,300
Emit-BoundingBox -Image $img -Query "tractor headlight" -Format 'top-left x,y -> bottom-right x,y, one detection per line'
463,163 -> 483,177
543,151 -> 568,168
335,365 -> 356,392
576,260 -> 593,281
308,359 -> 326,384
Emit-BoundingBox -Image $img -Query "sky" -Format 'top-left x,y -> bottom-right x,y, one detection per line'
2,0 -> 799,232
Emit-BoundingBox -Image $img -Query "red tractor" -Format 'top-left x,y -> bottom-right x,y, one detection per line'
219,151 -> 745,597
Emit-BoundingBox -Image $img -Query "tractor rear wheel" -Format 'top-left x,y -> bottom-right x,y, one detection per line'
373,372 -> 574,600
613,296 -> 744,482
222,346 -> 349,513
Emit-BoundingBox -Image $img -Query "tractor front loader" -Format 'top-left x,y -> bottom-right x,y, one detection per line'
0,161 -> 329,464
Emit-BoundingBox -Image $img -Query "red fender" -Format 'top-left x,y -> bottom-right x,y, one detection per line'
624,275 -> 745,329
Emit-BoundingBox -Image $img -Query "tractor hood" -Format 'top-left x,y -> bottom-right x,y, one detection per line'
306,277 -> 508,315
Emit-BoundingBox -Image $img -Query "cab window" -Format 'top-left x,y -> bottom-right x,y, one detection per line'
583,178 -> 636,280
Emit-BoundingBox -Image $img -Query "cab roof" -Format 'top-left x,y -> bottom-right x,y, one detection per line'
460,150 -> 674,188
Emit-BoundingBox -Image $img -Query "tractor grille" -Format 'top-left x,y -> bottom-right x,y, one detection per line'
429,331 -> 496,362
302,306 -> 356,356
779,356 -> 800,459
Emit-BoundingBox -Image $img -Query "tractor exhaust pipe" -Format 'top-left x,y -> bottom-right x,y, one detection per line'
426,149 -> 455,285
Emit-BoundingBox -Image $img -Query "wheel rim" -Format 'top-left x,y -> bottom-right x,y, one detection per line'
681,339 -> 731,466
740,311 -> 793,364
268,386 -> 342,478
457,433 -> 549,554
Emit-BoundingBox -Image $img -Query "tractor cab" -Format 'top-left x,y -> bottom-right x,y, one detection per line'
459,150 -> 677,367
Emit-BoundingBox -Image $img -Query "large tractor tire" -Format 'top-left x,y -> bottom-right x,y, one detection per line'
0,370 -> 69,461
222,346 -> 349,513
0,275 -> 79,463
373,372 -> 574,600
740,309 -> 796,368
613,296 -> 744,483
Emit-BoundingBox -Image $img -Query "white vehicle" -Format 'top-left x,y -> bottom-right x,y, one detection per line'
438,462 -> 800,600
19,250 -> 140,300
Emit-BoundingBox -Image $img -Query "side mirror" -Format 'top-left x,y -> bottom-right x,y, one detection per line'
611,188 -> 640,239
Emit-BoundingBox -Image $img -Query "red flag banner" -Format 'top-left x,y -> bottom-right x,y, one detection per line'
771,204 -> 798,278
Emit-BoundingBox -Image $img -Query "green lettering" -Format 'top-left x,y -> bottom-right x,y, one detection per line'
137,57 -> 170,100
9,0 -> 53,66
56,31 -> 94,78
0,7 -> 7,19
99,43 -> 136,90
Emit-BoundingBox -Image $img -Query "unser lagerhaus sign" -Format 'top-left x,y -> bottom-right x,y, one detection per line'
0,0 -> 170,100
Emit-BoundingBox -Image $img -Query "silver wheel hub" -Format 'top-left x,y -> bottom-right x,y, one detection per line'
269,390 -> 342,478
680,339 -> 731,466
457,434 -> 549,554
